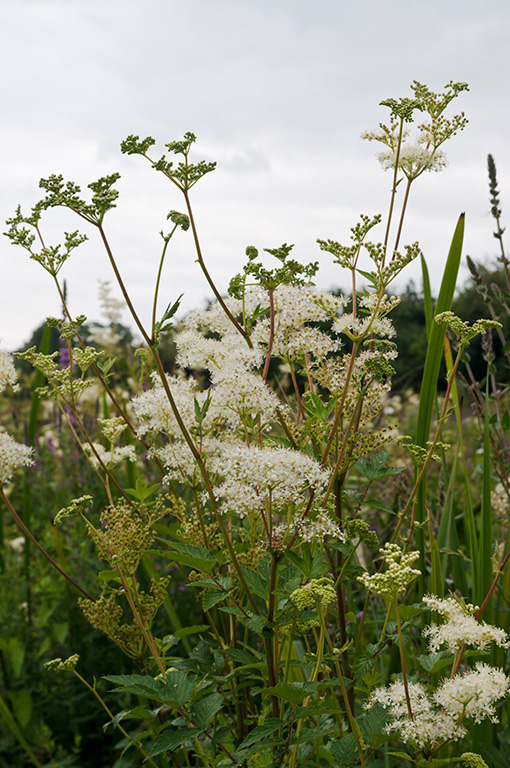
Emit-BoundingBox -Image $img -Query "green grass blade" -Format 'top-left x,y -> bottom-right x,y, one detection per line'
420,253 -> 433,337
414,214 -> 465,594
476,376 -> 494,619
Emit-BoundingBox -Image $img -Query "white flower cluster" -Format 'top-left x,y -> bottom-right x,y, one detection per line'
84,442 -> 136,470
378,143 -> 447,176
0,348 -> 33,485
491,479 -> 509,519
367,663 -> 510,749
434,663 -> 510,724
0,348 -> 19,392
132,375 -> 203,437
212,443 -> 330,518
298,510 -> 346,543
423,595 -> 509,653
332,313 -> 396,339
0,430 -> 34,485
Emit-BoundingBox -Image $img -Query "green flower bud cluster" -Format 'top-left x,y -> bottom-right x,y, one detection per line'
396,435 -> 450,465
290,577 -> 336,611
47,315 -> 87,339
344,519 -> 379,549
359,543 -> 420,599
54,495 -> 94,525
44,654 -> 79,672
121,132 -> 216,191
100,416 -> 127,444
230,243 -> 319,296
435,311 -> 502,348
5,206 -> 88,275
460,753 -> 489,768
317,213 -> 382,270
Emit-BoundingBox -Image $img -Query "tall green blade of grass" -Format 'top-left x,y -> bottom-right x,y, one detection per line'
420,253 -> 433,338
476,375 -> 494,620
472,379 -> 495,750
414,214 -> 465,596
436,336 -> 472,594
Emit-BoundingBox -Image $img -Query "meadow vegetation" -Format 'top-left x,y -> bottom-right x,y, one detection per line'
2,80 -> 510,768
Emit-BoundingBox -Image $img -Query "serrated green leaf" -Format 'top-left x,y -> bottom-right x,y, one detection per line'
330,733 -> 359,767
241,566 -> 269,600
202,591 -> 228,611
103,674 -> 165,700
191,692 -> 223,728
233,719 -> 286,761
263,682 -> 310,704
173,625 -> 210,640
355,451 -> 404,481
162,670 -> 196,707
145,727 -> 202,758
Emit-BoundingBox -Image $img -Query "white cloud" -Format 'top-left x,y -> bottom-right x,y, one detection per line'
1,0 -> 509,348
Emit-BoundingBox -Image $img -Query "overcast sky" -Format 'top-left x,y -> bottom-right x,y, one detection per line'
1,0 -> 509,350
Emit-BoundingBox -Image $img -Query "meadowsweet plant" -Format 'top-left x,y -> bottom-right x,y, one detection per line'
3,80 -> 509,767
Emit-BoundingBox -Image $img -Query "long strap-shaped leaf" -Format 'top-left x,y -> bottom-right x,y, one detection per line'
414,214 -> 465,595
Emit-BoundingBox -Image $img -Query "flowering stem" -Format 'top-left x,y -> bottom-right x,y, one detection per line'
115,564 -> 166,675
393,345 -> 464,542
382,116 -> 405,262
148,345 -> 260,615
392,177 -> 413,257
320,342 -> 360,465
262,288 -> 275,381
0,488 -> 95,602
98,225 -> 151,345
450,546 -> 510,679
151,229 -> 175,339
394,601 -> 414,721
320,612 -> 368,768
182,189 -> 253,347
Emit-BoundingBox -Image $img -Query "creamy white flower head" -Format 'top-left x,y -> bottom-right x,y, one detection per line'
366,679 -> 432,719
491,480 -> 509,519
0,431 -> 34,484
84,442 -> 136,469
423,595 -> 509,653
210,442 -> 330,517
378,143 -> 447,177
210,369 -> 283,427
392,710 -> 465,750
359,293 -> 401,314
332,313 -> 395,339
332,313 -> 356,334
434,663 -> 510,724
366,680 -> 465,748
299,510 -> 346,543
176,330 -> 263,372
183,295 -> 246,337
280,326 -> 340,360
131,374 -> 202,437
0,348 -> 19,392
